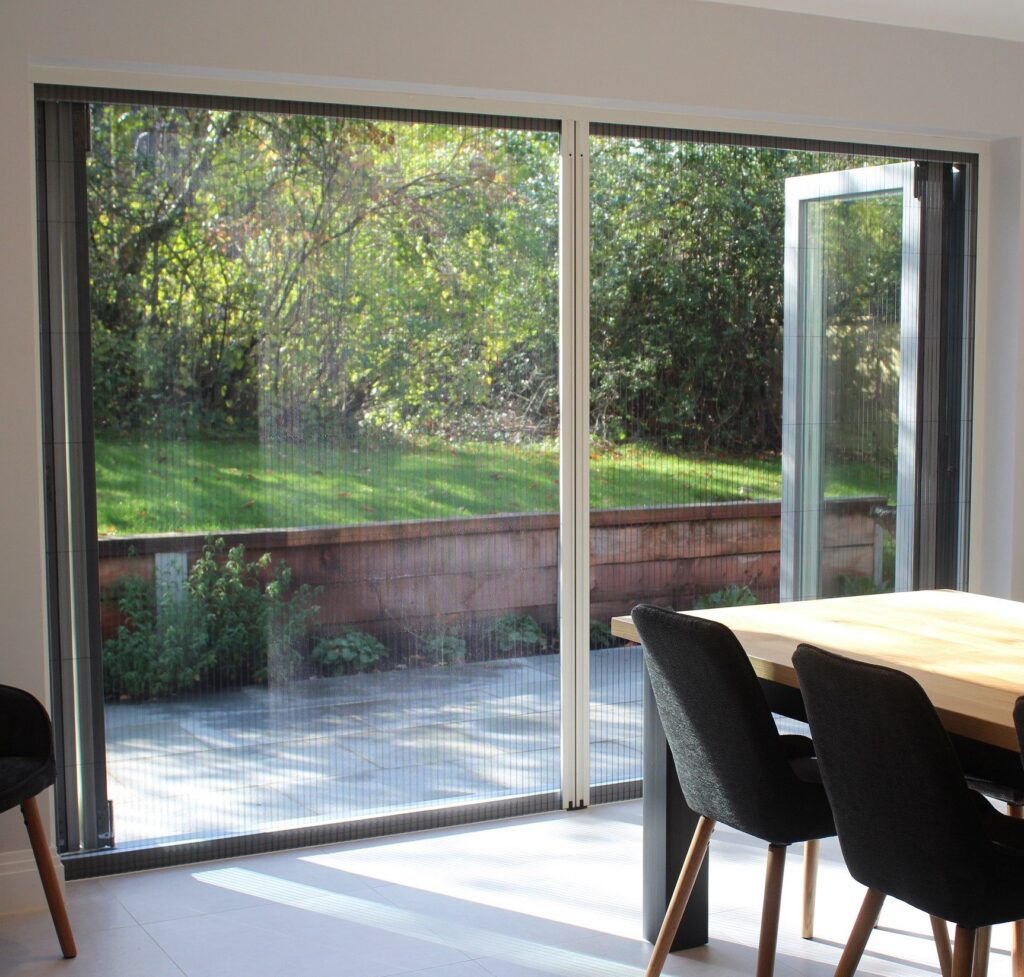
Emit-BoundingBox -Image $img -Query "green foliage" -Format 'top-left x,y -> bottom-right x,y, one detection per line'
589,140 -> 895,453
185,537 -> 272,686
692,584 -> 759,609
102,537 -> 321,697
589,620 -> 616,650
87,107 -> 559,444
836,573 -> 890,597
86,106 -> 903,534
95,435 -> 893,537
420,625 -> 467,666
102,573 -> 208,699
312,630 -> 388,674
485,613 -> 546,655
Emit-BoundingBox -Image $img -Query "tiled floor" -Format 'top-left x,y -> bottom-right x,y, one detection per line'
0,799 -> 1014,977
103,648 -> 641,845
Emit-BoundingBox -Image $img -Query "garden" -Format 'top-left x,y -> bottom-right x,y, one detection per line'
89,105 -> 899,703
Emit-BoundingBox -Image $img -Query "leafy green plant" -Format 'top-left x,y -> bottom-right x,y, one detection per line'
265,560 -> 323,684
420,625 -> 467,666
589,620 -> 616,650
102,537 -> 321,697
485,613 -> 546,656
102,573 -> 209,699
185,537 -> 272,686
837,573 -> 890,597
312,629 -> 388,675
692,584 -> 759,610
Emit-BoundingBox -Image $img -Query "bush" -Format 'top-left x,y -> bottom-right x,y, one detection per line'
312,630 -> 388,675
420,625 -> 467,666
589,620 -> 616,650
102,574 -> 209,699
837,573 -> 889,597
692,584 -> 759,610
485,613 -> 546,656
102,537 -> 321,698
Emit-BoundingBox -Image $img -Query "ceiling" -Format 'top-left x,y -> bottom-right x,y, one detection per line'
699,0 -> 1024,42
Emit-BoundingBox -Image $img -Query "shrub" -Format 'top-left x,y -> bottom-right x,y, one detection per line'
420,625 -> 467,666
485,613 -> 546,656
312,630 -> 388,675
102,574 -> 209,699
692,584 -> 759,610
837,573 -> 889,597
589,620 -> 616,650
102,537 -> 321,698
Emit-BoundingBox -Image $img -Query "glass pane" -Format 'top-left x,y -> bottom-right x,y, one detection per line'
815,192 -> 902,595
88,104 -> 560,848
588,140 -> 910,793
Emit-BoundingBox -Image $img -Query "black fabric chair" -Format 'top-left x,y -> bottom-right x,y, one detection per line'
794,646 -> 1024,977
631,605 -> 836,977
0,684 -> 76,958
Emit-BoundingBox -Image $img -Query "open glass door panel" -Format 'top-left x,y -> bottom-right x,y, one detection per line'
781,162 -> 919,600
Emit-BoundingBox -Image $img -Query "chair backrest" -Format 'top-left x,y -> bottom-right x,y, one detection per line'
1014,696 -> 1024,771
0,684 -> 56,815
631,604 -> 831,844
0,684 -> 53,762
793,645 -> 1000,919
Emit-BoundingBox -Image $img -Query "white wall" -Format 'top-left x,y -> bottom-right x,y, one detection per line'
2,0 -> 1023,911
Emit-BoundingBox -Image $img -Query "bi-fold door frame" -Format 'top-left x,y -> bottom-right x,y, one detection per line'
38,90 -> 975,863
558,119 -> 593,811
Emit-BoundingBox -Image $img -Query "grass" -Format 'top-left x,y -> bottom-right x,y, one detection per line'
94,435 -> 894,536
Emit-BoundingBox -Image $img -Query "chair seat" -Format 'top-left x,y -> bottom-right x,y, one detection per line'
0,755 -> 55,814
966,775 -> 1024,808
953,732 -> 1024,807
780,733 -> 824,785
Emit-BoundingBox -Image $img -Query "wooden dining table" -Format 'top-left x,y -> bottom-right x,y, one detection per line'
611,589 -> 1024,949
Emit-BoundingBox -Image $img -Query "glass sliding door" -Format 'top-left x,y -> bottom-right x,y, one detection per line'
586,129 -> 974,795
38,92 -> 976,864
41,92 -> 562,856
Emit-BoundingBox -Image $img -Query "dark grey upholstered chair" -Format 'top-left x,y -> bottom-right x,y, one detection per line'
794,645 -> 1024,977
0,684 -> 77,958
631,605 -> 836,977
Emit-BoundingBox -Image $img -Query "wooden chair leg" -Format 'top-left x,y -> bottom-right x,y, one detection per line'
952,926 -> 977,977
972,925 -> 991,977
756,843 -> 788,977
21,795 -> 77,959
835,888 -> 886,977
645,816 -> 716,977
801,838 -> 819,939
1009,804 -> 1024,977
931,915 -> 953,977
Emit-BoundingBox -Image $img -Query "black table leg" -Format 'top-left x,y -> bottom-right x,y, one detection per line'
643,667 -> 708,948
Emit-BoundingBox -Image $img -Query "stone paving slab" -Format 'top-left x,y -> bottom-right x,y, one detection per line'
104,647 -> 643,846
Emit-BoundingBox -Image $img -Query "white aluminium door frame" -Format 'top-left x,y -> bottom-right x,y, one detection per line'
558,119 -> 591,810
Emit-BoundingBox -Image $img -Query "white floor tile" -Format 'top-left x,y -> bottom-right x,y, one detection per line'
0,800 -> 995,977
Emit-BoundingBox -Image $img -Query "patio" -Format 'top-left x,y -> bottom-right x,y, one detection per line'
103,646 -> 642,847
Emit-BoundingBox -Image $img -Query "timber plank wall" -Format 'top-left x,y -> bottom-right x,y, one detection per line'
98,496 -> 885,643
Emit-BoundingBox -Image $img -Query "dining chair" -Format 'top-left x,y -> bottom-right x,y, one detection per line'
631,604 -> 835,977
0,684 -> 77,958
958,748 -> 1024,977
794,645 -> 1024,977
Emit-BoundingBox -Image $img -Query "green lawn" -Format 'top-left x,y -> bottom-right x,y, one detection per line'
94,436 -> 894,536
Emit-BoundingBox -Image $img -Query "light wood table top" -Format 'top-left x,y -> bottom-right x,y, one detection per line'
612,589 -> 1024,751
